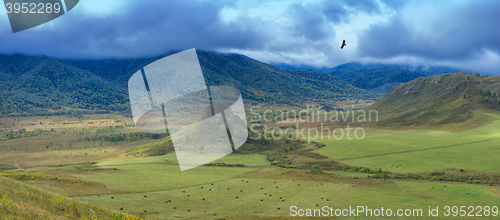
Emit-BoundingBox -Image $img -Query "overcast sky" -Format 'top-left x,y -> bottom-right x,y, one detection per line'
1,0 -> 499,74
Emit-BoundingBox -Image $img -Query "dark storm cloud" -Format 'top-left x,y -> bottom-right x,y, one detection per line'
0,0 -> 384,60
357,1 -> 500,62
286,3 -> 327,41
322,0 -> 380,23
0,0 -> 266,59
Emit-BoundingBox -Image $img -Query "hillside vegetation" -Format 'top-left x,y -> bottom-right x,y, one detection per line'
370,72 -> 500,128
337,66 -> 424,94
324,61 -> 463,77
0,55 -> 129,117
0,176 -> 139,219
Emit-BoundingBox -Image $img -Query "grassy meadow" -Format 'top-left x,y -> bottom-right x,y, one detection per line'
312,113 -> 500,174
0,111 -> 499,219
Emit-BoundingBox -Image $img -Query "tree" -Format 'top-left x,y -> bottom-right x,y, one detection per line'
281,145 -> 288,153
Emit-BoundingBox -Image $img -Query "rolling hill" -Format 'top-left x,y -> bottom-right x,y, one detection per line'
0,51 -> 372,117
370,72 -> 500,128
0,175 -> 138,219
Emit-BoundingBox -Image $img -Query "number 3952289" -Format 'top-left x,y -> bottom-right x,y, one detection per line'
5,2 -> 62,14
443,206 -> 498,217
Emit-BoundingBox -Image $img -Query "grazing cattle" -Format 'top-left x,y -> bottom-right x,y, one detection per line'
316,204 -> 318,206
274,182 -> 276,183
240,190 -> 243,192
321,198 -> 323,199
246,181 -> 248,183
165,201 -> 168,203
321,183 -> 323,185
183,191 -> 185,193
282,199 -> 285,201
261,188 -> 263,190
168,200 -> 171,202
211,183 -> 213,185
188,209 -> 190,212
298,184 -> 300,186
236,196 -> 238,198
201,187 -> 203,189
276,186 -> 278,188
269,194 -> 272,196
174,207 -> 176,209
260,199 -> 263,201
203,198 -> 205,201
279,197 -> 282,199
327,199 -> 329,201
242,180 -> 244,181
227,188 -> 230,190
264,193 -> 267,195
97,195 -> 100,197
209,189 -> 211,191
187,194 -> 190,197
144,195 -> 147,197
120,207 -> 123,210
277,207 -> 280,210
144,210 -> 147,213
111,197 -> 114,199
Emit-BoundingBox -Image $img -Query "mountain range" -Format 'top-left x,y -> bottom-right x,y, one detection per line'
1,51 -> 498,129
0,51 -> 370,116
322,62 -> 465,94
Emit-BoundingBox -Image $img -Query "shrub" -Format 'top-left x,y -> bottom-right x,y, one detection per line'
280,145 -> 288,153
1,194 -> 13,210
381,171 -> 389,179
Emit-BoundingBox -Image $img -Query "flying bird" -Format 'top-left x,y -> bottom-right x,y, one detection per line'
341,40 -> 346,49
